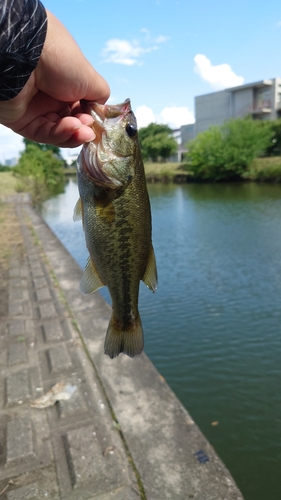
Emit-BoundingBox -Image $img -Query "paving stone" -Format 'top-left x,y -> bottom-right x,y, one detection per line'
42,320 -> 65,342
7,483 -> 39,500
6,418 -> 36,465
33,277 -> 48,289
6,370 -> 31,407
24,320 -> 37,343
9,267 -> 21,279
57,389 -> 88,420
47,344 -> 72,374
62,425 -> 125,496
9,288 -> 23,301
9,278 -> 22,288
36,287 -> 52,302
9,301 -> 24,316
31,265 -> 45,278
8,343 -> 28,365
20,266 -> 29,278
9,320 -> 25,337
39,302 -> 58,319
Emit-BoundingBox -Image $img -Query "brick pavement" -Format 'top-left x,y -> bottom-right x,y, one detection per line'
0,197 -> 140,499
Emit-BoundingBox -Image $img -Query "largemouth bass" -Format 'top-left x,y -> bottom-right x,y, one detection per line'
74,98 -> 157,359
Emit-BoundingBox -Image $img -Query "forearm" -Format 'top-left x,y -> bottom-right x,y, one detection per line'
0,0 -> 47,101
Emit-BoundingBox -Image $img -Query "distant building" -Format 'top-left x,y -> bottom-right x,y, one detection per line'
173,77 -> 281,161
4,158 -> 17,167
195,77 -> 281,135
170,124 -> 195,162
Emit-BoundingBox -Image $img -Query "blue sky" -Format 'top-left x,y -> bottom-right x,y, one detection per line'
1,0 -> 281,162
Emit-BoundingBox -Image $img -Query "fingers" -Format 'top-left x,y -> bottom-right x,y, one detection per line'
15,114 -> 96,147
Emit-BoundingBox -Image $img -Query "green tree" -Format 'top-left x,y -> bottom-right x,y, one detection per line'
23,139 -> 63,159
186,117 -> 273,181
138,123 -> 177,162
264,119 -> 281,157
14,143 -> 65,202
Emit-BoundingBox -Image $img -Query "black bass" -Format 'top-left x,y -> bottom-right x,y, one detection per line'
74,98 -> 157,359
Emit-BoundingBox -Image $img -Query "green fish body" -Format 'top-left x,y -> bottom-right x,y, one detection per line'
74,99 -> 157,359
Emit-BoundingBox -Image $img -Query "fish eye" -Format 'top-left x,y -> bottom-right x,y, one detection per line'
126,123 -> 137,138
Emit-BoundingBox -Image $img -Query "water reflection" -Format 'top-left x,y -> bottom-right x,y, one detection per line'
42,179 -> 281,500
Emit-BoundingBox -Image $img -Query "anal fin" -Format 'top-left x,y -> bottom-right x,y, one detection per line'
80,257 -> 105,294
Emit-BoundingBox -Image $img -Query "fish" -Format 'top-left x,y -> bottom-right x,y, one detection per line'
74,98 -> 157,359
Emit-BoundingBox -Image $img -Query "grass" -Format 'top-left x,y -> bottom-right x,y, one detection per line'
244,156 -> 281,182
144,162 -> 192,182
0,203 -> 23,268
63,162 -> 192,182
0,171 -> 18,197
0,172 -> 24,269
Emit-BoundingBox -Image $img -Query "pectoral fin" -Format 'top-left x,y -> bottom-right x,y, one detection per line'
142,245 -> 158,292
73,198 -> 83,222
80,257 -> 105,294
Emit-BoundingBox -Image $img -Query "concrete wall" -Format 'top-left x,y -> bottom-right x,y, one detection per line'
195,90 -> 232,135
233,88 -> 253,118
181,123 -> 195,146
194,79 -> 281,138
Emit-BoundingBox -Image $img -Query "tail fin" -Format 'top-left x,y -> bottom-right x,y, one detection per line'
104,314 -> 144,359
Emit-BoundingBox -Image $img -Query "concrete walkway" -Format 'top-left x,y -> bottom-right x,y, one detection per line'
0,194 -> 244,500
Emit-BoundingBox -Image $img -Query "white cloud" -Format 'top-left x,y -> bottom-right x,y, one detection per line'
135,105 -> 194,129
102,31 -> 169,65
194,54 -> 244,90
0,125 -> 24,164
135,106 -> 156,128
160,107 -> 195,128
154,35 -> 170,44
102,39 -> 147,66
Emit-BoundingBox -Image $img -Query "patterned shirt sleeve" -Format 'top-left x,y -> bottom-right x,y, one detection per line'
0,0 -> 47,101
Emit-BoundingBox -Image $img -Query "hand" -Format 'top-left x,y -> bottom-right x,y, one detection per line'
0,10 -> 110,148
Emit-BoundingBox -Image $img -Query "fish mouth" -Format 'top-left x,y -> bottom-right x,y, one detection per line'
81,98 -> 132,134
79,99 -> 132,187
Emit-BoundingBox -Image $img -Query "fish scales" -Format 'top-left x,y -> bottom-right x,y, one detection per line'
74,98 -> 157,358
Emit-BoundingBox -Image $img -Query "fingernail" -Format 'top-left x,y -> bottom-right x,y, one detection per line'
84,117 -> 94,125
84,132 -> 96,143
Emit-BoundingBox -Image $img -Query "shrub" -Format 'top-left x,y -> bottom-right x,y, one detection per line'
186,117 -> 273,181
14,143 -> 64,203
139,123 -> 177,162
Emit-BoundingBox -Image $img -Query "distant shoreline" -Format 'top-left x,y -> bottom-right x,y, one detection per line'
64,156 -> 281,184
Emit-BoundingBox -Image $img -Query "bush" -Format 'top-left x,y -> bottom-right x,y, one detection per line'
138,123 -> 177,162
186,118 -> 273,181
13,143 -> 65,203
264,119 -> 281,156
244,157 -> 281,182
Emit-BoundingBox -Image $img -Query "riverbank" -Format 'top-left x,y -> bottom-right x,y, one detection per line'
3,155 -> 281,190
64,162 -> 192,183
64,156 -> 281,183
0,186 -> 244,498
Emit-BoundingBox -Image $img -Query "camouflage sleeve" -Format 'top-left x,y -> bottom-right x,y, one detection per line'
0,0 -> 47,101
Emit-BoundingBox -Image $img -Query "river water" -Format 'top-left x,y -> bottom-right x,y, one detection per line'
41,178 -> 281,500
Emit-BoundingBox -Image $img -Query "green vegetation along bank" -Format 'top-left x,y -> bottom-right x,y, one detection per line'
12,139 -> 65,203
185,117 -> 281,182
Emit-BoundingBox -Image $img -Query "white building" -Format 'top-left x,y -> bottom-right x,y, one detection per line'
195,77 -> 281,135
